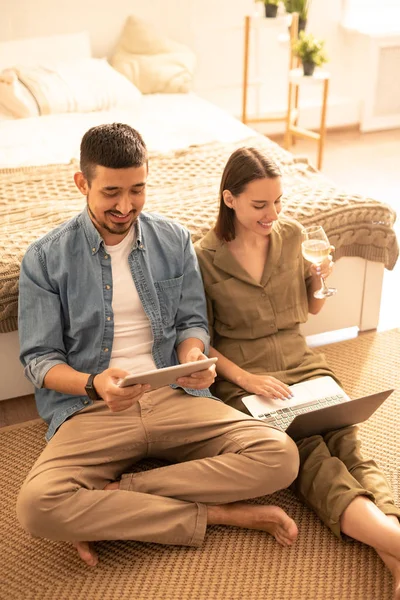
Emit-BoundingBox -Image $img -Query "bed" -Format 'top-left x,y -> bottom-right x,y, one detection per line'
0,32 -> 398,401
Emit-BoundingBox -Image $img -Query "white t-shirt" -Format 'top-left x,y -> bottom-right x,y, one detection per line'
105,227 -> 157,374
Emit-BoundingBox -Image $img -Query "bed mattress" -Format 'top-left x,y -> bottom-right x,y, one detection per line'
0,93 -> 252,168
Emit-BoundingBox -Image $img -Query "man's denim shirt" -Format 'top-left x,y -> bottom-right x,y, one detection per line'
18,209 -> 212,441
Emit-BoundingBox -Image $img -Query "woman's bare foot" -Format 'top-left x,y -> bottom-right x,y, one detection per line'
341,497 -> 400,558
376,515 -> 400,599
377,549 -> 400,600
207,502 -> 298,547
394,572 -> 400,600
72,541 -> 98,567
388,560 -> 400,600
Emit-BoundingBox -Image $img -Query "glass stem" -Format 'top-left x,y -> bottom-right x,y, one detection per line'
320,276 -> 329,292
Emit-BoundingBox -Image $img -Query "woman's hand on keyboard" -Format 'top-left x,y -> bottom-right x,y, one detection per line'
238,373 -> 293,400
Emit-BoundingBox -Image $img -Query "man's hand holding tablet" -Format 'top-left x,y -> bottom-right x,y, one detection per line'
94,352 -> 217,414
175,348 -> 217,390
118,356 -> 218,391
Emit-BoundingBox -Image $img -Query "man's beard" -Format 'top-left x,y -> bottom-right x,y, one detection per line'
87,200 -> 135,237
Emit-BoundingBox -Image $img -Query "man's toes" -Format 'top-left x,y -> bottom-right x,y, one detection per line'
275,532 -> 293,547
73,542 -> 98,567
286,521 -> 299,540
274,517 -> 298,546
104,481 -> 120,491
275,529 -> 296,546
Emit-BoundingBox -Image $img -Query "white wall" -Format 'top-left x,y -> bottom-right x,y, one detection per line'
0,0 -> 365,132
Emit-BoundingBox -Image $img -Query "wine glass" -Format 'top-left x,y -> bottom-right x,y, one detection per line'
301,225 -> 337,299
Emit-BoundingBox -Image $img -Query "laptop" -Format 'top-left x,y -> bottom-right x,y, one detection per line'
241,376 -> 394,441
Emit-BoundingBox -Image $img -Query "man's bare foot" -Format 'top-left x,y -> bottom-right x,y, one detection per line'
207,502 -> 298,547
71,481 -> 120,566
72,541 -> 98,567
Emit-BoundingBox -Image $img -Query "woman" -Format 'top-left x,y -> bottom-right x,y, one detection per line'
194,147 -> 400,596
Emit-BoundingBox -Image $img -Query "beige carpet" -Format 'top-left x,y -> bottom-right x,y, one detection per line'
0,329 -> 399,600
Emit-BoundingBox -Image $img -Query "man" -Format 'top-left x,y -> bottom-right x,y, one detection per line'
17,123 -> 299,567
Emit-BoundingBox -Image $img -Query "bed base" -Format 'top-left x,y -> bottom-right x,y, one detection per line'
0,258 -> 384,402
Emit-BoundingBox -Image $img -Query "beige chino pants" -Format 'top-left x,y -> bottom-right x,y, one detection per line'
16,387 -> 299,547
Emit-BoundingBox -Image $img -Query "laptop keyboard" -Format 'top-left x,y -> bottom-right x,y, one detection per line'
258,394 -> 347,429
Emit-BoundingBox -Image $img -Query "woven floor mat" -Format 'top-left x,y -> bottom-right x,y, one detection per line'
0,329 -> 399,600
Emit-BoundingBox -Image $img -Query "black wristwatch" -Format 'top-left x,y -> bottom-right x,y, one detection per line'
85,374 -> 101,400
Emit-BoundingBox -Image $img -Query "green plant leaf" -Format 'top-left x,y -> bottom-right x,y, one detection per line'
284,0 -> 311,19
292,30 -> 328,65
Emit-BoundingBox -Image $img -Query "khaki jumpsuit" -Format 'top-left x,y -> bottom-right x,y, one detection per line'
195,217 -> 400,537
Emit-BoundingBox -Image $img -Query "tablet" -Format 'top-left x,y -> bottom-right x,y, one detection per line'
117,357 -> 218,390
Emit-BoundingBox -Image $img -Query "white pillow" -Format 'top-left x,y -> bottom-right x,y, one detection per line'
111,16 -> 196,94
0,58 -> 142,118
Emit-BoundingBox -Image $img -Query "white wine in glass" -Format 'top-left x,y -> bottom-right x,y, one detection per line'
301,225 -> 337,299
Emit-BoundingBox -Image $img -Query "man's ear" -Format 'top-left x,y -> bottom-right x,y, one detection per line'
74,171 -> 89,195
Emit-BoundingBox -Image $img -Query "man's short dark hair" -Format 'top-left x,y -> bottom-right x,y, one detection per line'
80,123 -> 148,185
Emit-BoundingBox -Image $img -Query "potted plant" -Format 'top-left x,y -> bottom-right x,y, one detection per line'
284,0 -> 311,32
258,0 -> 280,19
292,30 -> 328,76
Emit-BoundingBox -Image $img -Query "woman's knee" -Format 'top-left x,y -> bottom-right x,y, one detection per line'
324,426 -> 362,463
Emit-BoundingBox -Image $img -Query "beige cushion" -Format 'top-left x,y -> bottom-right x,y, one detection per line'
0,58 -> 142,119
110,16 -> 196,94
0,69 -> 39,118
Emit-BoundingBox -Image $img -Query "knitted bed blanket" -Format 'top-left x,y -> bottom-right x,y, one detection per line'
0,135 -> 398,333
